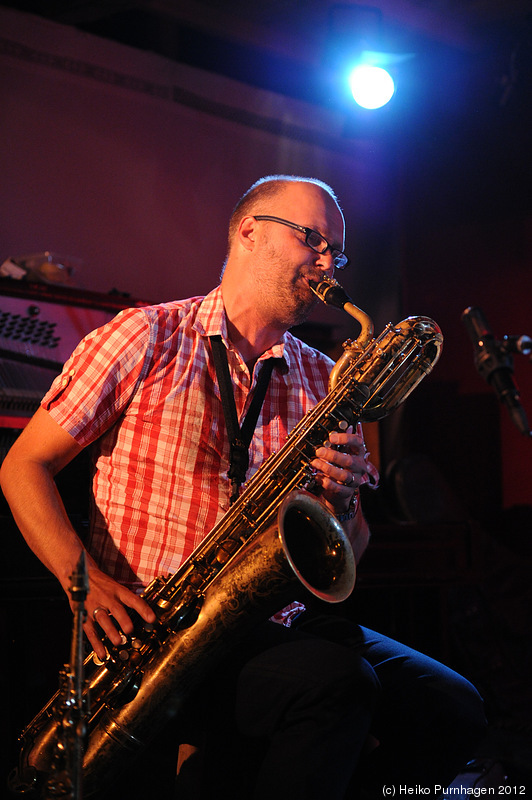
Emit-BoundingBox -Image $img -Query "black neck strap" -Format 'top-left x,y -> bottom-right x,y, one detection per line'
210,335 -> 279,504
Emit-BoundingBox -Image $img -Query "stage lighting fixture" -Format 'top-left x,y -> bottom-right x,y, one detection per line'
326,6 -> 414,111
348,64 -> 395,109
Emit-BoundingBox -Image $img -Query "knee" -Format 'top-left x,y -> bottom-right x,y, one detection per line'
235,639 -> 380,739
421,670 -> 487,747
441,672 -> 485,721
302,643 -> 380,720
451,676 -> 487,741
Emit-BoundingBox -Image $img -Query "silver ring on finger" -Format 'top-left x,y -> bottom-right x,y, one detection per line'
93,606 -> 109,622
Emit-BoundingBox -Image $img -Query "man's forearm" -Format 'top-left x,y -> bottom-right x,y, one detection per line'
1,457 -> 89,591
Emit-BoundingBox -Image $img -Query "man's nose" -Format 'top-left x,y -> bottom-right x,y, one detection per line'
315,250 -> 335,276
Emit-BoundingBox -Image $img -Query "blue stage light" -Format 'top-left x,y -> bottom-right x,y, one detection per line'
348,64 -> 396,109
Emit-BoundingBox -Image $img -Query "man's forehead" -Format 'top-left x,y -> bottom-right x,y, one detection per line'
278,182 -> 342,221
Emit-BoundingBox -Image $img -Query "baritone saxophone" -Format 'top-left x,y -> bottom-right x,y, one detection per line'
9,275 -> 443,797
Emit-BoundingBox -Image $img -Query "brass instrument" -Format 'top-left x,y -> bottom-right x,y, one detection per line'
10,276 -> 443,797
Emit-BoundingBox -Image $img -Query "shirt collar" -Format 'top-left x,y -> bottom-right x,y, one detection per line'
195,285 -> 290,368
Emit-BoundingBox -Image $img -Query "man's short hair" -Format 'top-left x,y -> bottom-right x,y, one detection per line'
226,175 -> 339,257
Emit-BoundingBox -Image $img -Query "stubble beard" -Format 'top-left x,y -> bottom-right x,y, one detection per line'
254,246 -> 317,329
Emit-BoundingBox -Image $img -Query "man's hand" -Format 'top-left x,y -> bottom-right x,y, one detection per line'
311,426 -> 368,514
83,565 -> 157,661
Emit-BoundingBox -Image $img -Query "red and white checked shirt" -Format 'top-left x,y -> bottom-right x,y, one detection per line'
42,285 -> 377,607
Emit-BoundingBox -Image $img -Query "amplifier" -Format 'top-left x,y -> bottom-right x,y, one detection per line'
0,279 -> 143,438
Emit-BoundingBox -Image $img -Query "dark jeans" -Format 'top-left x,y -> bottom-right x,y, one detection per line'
195,612 -> 487,799
92,612 -> 487,799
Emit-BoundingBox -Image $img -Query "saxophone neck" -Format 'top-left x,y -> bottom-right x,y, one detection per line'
342,302 -> 374,351
309,276 -> 374,350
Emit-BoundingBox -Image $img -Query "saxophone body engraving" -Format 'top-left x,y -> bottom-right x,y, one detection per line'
10,276 -> 443,796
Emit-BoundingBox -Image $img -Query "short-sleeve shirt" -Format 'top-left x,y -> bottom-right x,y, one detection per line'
42,285 -> 374,594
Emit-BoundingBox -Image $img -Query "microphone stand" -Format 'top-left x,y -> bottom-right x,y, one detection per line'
462,307 -> 532,437
44,552 -> 89,799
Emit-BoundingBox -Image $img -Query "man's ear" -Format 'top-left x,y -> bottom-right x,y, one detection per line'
238,215 -> 257,253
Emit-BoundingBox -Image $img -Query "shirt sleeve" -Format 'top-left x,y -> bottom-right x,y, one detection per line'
41,307 -> 152,447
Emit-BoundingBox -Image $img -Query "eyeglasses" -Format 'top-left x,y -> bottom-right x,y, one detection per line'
253,215 -> 349,270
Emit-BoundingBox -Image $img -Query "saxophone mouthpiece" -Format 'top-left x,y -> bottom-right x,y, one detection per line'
309,276 -> 352,310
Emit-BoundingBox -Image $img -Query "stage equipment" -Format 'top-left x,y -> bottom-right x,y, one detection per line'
324,5 -> 413,110
348,63 -> 395,109
10,276 -> 442,797
462,306 -> 531,437
43,553 -> 89,800
0,280 -> 142,461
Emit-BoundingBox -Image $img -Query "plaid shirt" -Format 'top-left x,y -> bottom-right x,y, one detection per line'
43,285 -> 378,598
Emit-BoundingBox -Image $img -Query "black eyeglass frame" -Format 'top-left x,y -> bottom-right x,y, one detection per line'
253,215 -> 349,269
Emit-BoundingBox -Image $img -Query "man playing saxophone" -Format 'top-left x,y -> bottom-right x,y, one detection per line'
1,176 -> 486,798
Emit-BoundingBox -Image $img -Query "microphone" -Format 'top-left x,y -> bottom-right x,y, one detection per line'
461,306 -> 531,437
503,334 -> 532,359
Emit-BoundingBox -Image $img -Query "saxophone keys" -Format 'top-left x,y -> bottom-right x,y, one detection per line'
92,649 -> 109,666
